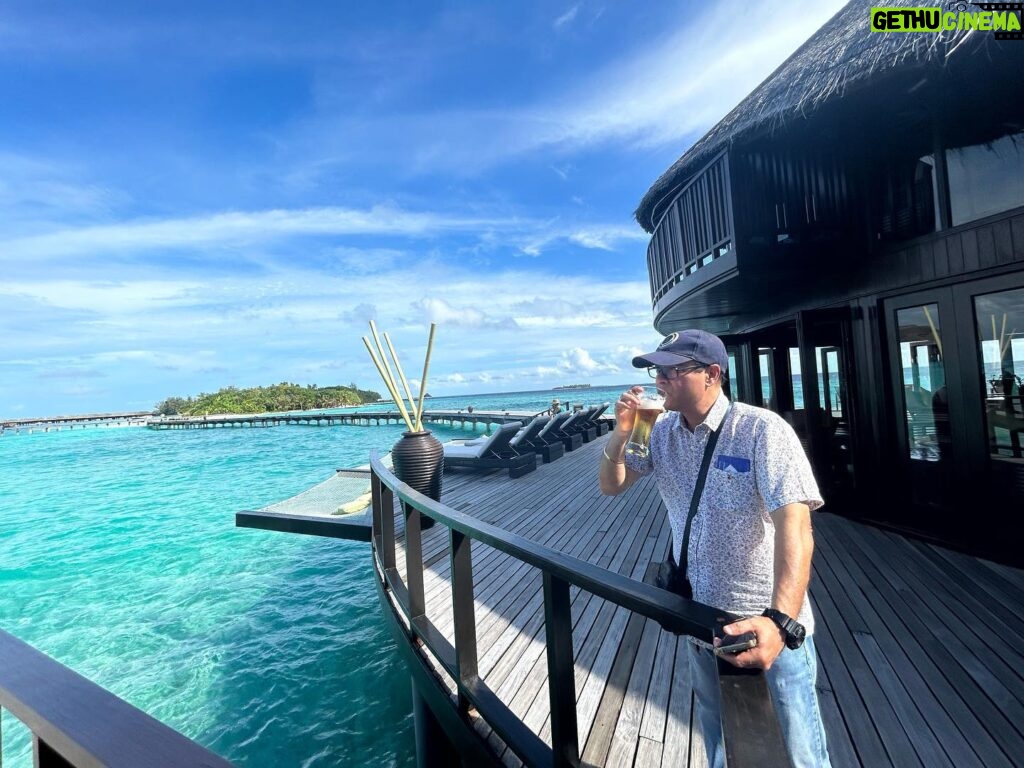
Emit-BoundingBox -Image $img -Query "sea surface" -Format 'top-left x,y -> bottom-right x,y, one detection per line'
0,385 -> 627,767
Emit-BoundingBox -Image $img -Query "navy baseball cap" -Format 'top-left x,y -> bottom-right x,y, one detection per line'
631,330 -> 729,372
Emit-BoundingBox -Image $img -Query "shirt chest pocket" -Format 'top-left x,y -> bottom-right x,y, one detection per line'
704,455 -> 756,512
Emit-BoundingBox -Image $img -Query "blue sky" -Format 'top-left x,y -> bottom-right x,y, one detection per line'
1,0 -> 845,417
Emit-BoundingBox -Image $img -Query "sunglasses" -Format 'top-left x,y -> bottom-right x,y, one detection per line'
647,364 -> 707,380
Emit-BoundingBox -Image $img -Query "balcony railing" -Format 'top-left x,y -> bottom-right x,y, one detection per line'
0,629 -> 234,767
647,152 -> 735,305
237,453 -> 791,768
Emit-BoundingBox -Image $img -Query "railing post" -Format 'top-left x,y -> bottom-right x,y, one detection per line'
35,737 -> 74,768
449,529 -> 478,714
371,470 -> 382,550
374,473 -> 396,573
542,572 -> 579,768
404,501 -> 426,621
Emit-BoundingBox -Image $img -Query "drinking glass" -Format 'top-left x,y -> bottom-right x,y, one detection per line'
624,387 -> 666,459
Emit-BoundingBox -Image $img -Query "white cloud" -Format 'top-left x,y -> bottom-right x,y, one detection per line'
318,0 -> 847,174
553,5 -> 580,29
0,201 -> 648,268
534,0 -> 846,152
567,225 -> 648,251
517,222 -> 647,257
0,205 -> 521,261
437,372 -> 466,384
0,279 -> 205,313
559,347 -> 621,374
0,152 -> 129,226
412,296 -> 518,330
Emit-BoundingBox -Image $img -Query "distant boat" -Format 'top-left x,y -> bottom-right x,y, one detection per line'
553,384 -> 591,391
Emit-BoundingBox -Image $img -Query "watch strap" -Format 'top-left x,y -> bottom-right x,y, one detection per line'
762,608 -> 804,649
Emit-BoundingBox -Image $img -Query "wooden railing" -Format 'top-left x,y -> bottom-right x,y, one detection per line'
238,453 -> 792,768
647,152 -> 735,305
0,629 -> 234,768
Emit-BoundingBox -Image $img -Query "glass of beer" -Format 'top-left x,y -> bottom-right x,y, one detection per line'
625,387 -> 665,459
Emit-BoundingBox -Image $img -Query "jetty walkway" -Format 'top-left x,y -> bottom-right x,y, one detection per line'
146,409 -> 538,432
1,411 -> 152,435
240,433 -> 1024,767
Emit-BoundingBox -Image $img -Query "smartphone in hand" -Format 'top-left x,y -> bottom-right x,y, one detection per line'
713,630 -> 757,656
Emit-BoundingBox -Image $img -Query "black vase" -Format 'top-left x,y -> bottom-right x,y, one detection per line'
391,430 -> 443,529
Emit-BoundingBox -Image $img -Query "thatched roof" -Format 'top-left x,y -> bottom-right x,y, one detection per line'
635,0 -> 1007,232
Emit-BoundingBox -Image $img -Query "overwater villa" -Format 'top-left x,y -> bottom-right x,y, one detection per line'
4,2 -> 1023,767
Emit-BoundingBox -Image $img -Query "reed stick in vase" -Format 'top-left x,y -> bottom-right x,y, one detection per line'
361,336 -> 414,431
414,323 -> 437,431
383,331 -> 418,425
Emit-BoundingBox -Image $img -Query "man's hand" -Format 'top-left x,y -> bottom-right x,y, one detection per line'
613,386 -> 647,438
714,616 -> 786,670
599,386 -> 648,496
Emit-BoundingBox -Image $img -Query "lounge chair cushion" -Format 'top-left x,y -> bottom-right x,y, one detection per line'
442,421 -> 523,459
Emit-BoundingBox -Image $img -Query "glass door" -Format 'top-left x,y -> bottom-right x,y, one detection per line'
896,304 -> 949,465
884,289 -> 968,534
886,278 -> 1023,554
960,279 -> 1024,533
973,286 -> 1024,461
796,309 -> 856,507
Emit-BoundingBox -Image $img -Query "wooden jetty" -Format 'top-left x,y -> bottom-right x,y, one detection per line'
146,409 -> 538,432
239,432 -> 1024,767
1,411 -> 153,435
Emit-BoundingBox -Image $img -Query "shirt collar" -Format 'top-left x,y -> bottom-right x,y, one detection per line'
675,391 -> 731,434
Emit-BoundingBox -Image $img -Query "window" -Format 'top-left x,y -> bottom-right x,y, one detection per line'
878,155 -> 938,241
947,132 -> 1024,226
758,348 -> 774,409
974,287 -> 1024,462
896,305 -> 947,462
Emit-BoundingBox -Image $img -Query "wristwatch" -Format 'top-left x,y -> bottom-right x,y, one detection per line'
762,608 -> 806,650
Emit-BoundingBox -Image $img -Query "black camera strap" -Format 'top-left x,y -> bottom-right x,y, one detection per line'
674,403 -> 732,583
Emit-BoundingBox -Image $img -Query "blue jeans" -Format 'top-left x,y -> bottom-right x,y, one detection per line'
688,635 -> 831,768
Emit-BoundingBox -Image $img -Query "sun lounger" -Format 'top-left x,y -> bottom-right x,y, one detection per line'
553,410 -> 586,452
442,421 -> 537,478
590,403 -> 612,435
563,405 -> 600,443
448,415 -> 548,450
518,412 -> 569,463
509,415 -> 550,451
572,403 -> 612,441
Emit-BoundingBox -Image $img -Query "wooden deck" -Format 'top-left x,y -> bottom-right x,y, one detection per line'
388,433 -> 1024,767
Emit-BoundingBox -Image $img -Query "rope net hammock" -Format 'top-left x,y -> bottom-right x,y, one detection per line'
256,460 -> 392,518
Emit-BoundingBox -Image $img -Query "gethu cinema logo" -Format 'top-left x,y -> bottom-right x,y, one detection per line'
871,5 -> 1022,33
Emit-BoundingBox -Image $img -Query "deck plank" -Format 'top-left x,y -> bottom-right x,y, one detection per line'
638,628 -> 676,745
605,617 -> 662,767
660,638 -> 698,768
907,539 -> 1024,663
814,527 -> 984,767
825,521 -> 1024,765
856,528 -> 1024,719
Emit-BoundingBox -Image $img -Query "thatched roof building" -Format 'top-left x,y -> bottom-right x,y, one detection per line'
636,0 -> 1020,232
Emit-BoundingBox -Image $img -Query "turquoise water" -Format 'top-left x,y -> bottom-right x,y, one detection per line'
0,386 -> 626,767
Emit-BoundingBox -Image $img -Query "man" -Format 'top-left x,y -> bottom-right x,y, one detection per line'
598,329 -> 831,768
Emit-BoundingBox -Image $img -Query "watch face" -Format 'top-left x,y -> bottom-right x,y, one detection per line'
787,622 -> 806,649
764,609 -> 806,648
